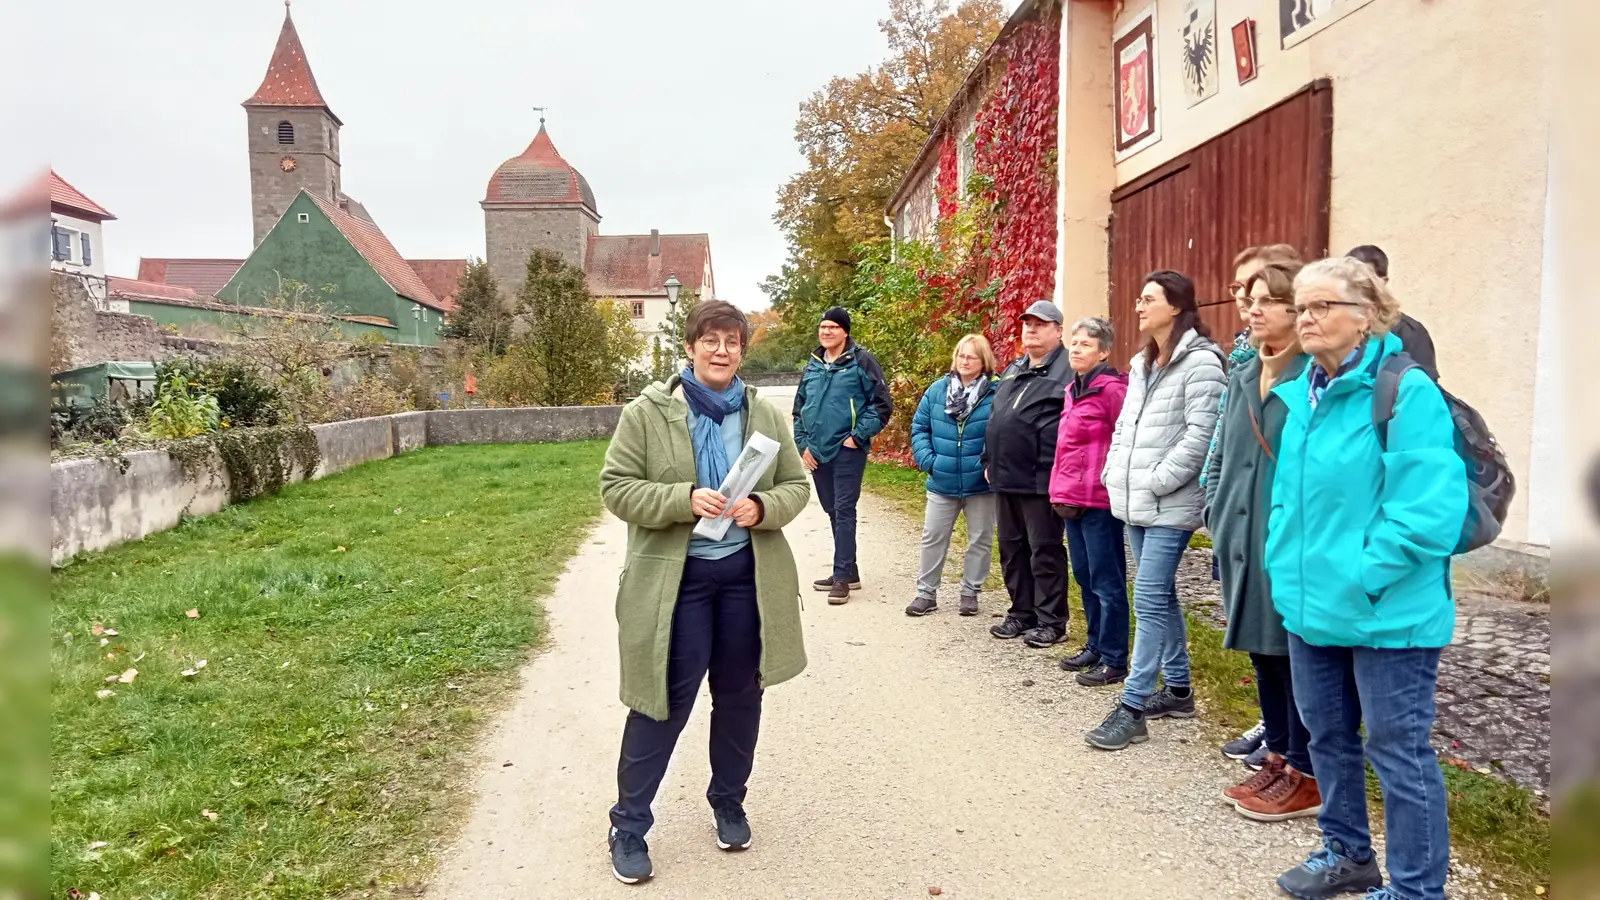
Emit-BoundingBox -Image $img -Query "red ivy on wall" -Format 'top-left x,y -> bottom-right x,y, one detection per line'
936,132 -> 960,222
972,7 -> 1061,364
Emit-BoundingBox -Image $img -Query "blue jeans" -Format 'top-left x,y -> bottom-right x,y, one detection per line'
1289,634 -> 1449,900
611,547 -> 763,836
1064,508 -> 1129,669
813,444 -> 867,582
1122,525 -> 1193,710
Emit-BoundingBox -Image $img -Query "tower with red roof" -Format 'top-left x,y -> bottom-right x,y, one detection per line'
482,117 -> 603,301
243,2 -> 343,246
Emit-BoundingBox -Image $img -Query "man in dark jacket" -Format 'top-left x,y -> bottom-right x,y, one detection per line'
793,306 -> 893,604
984,300 -> 1074,647
1347,245 -> 1439,379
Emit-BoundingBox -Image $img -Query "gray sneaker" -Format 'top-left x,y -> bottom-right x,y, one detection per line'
905,596 -> 938,617
713,801 -> 752,851
1085,703 -> 1148,750
959,594 -> 979,616
1275,840 -> 1382,899
1143,686 -> 1197,719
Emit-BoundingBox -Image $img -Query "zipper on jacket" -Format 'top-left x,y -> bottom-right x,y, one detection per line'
850,398 -> 857,431
1012,381 -> 1032,409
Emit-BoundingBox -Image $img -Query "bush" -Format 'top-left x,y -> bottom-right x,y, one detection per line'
144,373 -> 221,439
156,358 -> 281,427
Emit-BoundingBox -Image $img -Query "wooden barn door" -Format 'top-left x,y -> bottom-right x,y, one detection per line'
1107,80 -> 1333,366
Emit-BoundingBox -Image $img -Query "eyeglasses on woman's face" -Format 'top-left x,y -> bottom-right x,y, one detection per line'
696,335 -> 743,354
955,352 -> 982,363
1293,299 -> 1363,321
1247,293 -> 1294,311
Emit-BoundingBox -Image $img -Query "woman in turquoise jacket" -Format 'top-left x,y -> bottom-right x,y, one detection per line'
1266,257 -> 1466,900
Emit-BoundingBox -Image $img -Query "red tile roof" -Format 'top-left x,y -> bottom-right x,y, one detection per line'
242,7 -> 340,125
304,192 -> 443,310
586,234 -> 712,297
49,170 -> 115,221
405,258 -> 468,312
484,123 -> 598,211
107,276 -> 198,302
137,258 -> 245,295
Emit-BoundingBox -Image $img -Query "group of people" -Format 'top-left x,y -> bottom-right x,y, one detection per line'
596,243 -> 1467,900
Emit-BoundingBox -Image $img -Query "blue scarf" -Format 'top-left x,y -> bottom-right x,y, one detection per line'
679,368 -> 745,489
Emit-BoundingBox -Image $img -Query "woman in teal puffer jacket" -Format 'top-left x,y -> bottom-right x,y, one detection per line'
906,334 -> 997,617
1266,257 -> 1466,900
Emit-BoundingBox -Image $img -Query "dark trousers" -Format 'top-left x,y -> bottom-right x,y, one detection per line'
1250,651 -> 1313,774
995,491 -> 1068,628
813,445 -> 867,582
1064,507 -> 1128,668
611,546 -> 763,837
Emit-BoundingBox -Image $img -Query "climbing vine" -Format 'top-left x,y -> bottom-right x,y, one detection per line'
936,132 -> 960,222
971,4 -> 1061,363
168,424 -> 322,505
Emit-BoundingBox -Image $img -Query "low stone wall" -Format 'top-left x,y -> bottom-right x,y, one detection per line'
51,406 -> 622,565
425,406 -> 621,446
743,371 -> 802,387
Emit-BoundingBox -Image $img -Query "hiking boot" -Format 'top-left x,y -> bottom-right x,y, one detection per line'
1223,755 -> 1285,803
815,576 -> 861,591
1222,720 -> 1267,760
1275,840 -> 1382,899
827,580 -> 850,605
989,615 -> 1032,639
608,828 -> 653,884
1022,625 -> 1067,648
959,594 -> 979,616
1058,647 -> 1101,671
905,596 -> 937,616
1075,663 -> 1128,686
1243,743 -> 1271,771
712,801 -> 752,851
1143,686 -> 1197,719
1086,702 -> 1147,750
1236,768 -> 1322,822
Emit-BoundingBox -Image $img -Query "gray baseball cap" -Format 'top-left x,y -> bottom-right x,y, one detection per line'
1020,300 -> 1063,324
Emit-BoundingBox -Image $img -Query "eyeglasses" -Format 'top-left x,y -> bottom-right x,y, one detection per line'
955,352 -> 983,362
1134,295 -> 1166,309
1228,282 -> 1248,298
1293,299 -> 1364,321
1246,294 -> 1294,310
696,336 -> 743,354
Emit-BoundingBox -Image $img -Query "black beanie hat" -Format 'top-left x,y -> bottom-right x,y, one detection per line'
821,306 -> 852,334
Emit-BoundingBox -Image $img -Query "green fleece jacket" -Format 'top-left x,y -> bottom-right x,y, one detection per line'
599,376 -> 812,721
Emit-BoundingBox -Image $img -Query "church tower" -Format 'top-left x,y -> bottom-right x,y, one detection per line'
482,118 -> 601,302
244,3 -> 342,246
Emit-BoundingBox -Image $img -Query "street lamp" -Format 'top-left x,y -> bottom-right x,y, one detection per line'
664,273 -> 682,360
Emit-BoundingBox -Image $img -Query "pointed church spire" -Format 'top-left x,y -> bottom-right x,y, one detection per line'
243,3 -> 341,125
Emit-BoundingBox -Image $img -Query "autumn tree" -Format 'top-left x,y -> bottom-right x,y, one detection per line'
775,0 -> 1005,295
439,259 -> 509,355
596,299 -> 648,399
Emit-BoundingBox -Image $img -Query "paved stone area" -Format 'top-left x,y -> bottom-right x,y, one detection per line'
1172,546 -> 1550,795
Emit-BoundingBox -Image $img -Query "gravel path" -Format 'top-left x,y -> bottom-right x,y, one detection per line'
426,492 -> 1491,899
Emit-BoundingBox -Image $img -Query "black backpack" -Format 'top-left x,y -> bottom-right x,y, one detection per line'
1373,353 -> 1514,554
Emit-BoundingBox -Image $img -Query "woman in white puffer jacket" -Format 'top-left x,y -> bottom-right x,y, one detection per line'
1086,269 -> 1227,751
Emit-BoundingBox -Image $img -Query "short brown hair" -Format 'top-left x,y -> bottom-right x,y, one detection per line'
1243,260 -> 1304,301
1232,243 -> 1303,270
683,300 -> 751,349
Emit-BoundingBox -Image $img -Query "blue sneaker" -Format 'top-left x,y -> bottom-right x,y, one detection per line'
713,801 -> 752,851
1363,890 -> 1403,900
1276,840 -> 1382,899
608,828 -> 653,884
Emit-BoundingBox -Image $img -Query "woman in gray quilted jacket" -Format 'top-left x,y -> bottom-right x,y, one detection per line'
1086,269 -> 1227,751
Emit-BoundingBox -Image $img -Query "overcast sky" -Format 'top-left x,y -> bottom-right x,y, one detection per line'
16,0 -> 1013,309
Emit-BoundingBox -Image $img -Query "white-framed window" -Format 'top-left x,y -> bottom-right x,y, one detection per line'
630,301 -> 645,319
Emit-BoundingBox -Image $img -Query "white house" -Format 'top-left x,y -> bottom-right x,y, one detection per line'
49,171 -> 117,309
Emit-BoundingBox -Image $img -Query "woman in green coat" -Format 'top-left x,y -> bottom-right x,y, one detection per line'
598,300 -> 811,885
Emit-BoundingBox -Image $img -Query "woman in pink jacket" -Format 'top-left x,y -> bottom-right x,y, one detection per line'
1049,317 -> 1130,687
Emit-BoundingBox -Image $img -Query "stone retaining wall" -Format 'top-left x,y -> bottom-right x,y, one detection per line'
51,406 -> 620,565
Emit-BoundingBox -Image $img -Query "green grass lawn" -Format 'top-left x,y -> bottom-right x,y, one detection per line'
862,459 -> 1549,894
51,441 -> 608,900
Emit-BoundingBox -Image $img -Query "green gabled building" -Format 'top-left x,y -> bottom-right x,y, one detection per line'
216,190 -> 448,345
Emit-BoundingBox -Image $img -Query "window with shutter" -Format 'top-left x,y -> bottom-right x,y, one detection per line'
278,121 -> 295,144
80,232 -> 93,266
51,226 -> 70,262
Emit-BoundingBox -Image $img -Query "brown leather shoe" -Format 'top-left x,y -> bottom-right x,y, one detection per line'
827,580 -> 850,605
1223,755 -> 1285,803
1235,768 -> 1322,822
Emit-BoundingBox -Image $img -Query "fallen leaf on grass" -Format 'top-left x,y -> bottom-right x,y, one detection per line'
104,675 -> 118,684
185,608 -> 200,619
181,660 -> 209,678
133,652 -> 146,663
90,624 -> 105,636
1536,886 -> 1547,895
104,628 -> 118,637
99,638 -> 109,647
104,653 -> 115,661
334,546 -> 347,553
87,841 -> 108,850
95,689 -> 115,699
1443,756 -> 1473,771
201,809 -> 219,821
117,668 -> 138,684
